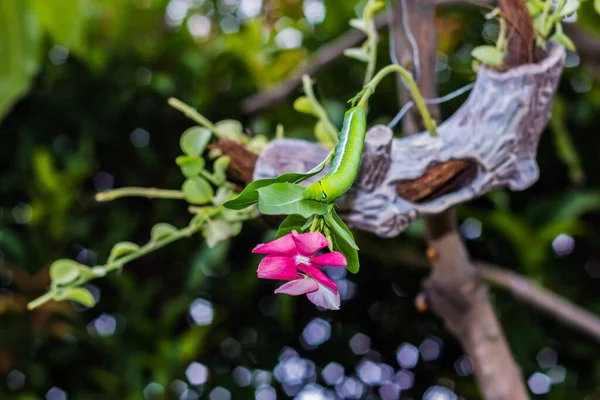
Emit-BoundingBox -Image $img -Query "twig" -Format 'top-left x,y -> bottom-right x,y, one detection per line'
477,262 -> 600,343
95,187 -> 185,202
357,64 -> 437,136
28,219 -> 203,310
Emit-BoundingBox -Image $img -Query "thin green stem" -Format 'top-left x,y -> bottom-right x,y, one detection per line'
102,222 -> 202,274
301,75 -> 338,145
363,21 -> 378,86
168,97 -> 226,138
497,17 -> 507,51
95,187 -> 185,202
359,64 -> 437,136
27,291 -> 55,310
27,220 -> 204,310
310,215 -> 320,232
539,0 -> 553,35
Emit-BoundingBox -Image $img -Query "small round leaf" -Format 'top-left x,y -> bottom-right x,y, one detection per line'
180,127 -> 211,156
183,177 -> 214,204
50,259 -> 81,286
204,219 -> 234,248
471,46 -> 504,68
293,96 -> 316,115
215,120 -> 244,140
176,156 -> 205,177
59,287 -> 96,308
213,155 -> 230,183
151,223 -> 178,242
108,242 -> 140,263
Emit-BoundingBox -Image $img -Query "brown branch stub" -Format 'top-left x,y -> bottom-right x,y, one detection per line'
498,0 -> 536,67
208,138 -> 258,184
395,159 -> 477,203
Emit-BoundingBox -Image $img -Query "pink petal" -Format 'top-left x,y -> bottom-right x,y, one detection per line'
274,278 -> 319,296
311,252 -> 347,267
257,256 -> 297,280
292,231 -> 328,256
306,283 -> 341,310
253,234 -> 297,256
298,264 -> 338,292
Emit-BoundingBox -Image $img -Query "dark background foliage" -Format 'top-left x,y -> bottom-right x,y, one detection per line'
1,0 -> 600,399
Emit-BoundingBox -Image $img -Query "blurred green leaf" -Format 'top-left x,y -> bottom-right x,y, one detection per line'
344,47 -> 370,63
151,223 -> 178,242
58,287 -> 95,307
595,0 -> 600,14
183,177 -> 214,204
349,19 -> 367,32
293,96 -> 317,115
0,0 -> 42,121
471,45 -> 504,67
213,155 -> 230,184
50,259 -> 81,286
550,97 -> 585,185
29,0 -> 87,54
215,119 -> 244,140
204,219 -> 237,248
180,127 -> 212,157
176,155 -> 205,178
108,242 -> 141,263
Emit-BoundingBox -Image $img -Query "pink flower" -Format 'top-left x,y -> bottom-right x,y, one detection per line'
253,230 -> 347,310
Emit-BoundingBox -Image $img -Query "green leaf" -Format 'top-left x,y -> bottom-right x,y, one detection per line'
595,0 -> 600,14
108,242 -> 140,263
314,120 -> 336,146
50,259 -> 81,286
552,191 -> 600,222
559,0 -> 580,17
0,0 -> 42,121
29,0 -> 87,54
331,230 -> 359,274
257,183 -> 328,218
550,29 -> 576,52
276,214 -> 308,238
363,0 -> 385,20
344,47 -> 370,63
527,1 -> 545,16
223,154 -> 331,210
213,186 -> 234,206
215,119 -> 244,140
204,219 -> 236,248
183,177 -> 214,204
180,127 -> 212,156
324,210 -> 359,250
549,97 -> 584,185
59,287 -> 96,308
176,156 -> 205,178
293,96 -> 317,115
213,155 -> 230,184
349,18 -> 367,32
151,223 -> 178,241
471,45 -> 505,67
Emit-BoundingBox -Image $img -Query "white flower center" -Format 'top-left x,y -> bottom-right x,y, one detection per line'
295,255 -> 311,265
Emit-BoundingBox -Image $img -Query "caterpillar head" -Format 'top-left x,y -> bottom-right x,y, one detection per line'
302,181 -> 328,202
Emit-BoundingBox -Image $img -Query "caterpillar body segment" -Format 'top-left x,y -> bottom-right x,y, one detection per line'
302,107 -> 367,203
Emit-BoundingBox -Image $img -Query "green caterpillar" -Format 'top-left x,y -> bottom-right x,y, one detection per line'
302,106 -> 367,203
